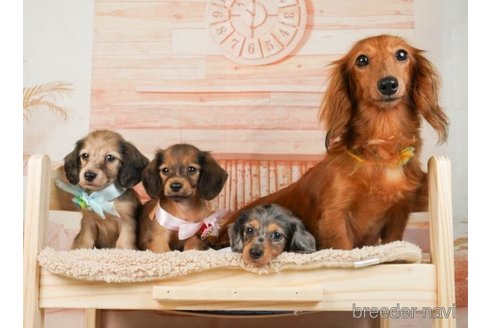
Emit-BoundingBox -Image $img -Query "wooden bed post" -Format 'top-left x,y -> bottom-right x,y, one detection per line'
86,308 -> 101,328
24,155 -> 51,328
428,156 -> 456,328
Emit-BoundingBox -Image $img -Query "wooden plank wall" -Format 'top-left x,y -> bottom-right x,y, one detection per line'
90,0 -> 415,157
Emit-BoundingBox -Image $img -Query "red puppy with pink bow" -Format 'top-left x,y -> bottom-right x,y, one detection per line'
138,144 -> 228,252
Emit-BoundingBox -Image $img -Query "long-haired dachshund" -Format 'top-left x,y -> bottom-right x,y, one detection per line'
57,130 -> 149,249
138,144 -> 228,252
229,204 -> 316,266
217,35 -> 448,250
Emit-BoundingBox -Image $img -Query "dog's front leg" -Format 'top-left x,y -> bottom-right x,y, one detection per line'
115,218 -> 137,249
317,210 -> 355,250
380,203 -> 411,244
72,216 -> 97,249
183,236 -> 207,251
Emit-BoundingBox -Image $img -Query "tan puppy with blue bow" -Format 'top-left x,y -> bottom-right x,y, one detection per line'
56,130 -> 148,249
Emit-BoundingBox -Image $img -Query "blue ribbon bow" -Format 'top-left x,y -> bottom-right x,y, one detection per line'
54,179 -> 126,219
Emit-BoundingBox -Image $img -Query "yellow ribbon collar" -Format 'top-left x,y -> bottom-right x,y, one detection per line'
346,146 -> 415,167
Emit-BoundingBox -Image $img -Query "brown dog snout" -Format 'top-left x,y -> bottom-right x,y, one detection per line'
170,182 -> 182,192
83,170 -> 98,182
248,246 -> 264,260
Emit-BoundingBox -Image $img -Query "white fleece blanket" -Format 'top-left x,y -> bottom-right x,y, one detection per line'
38,241 -> 421,283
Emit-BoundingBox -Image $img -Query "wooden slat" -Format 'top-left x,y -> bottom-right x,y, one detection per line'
92,55 -> 205,69
313,15 -> 414,30
135,77 -> 327,93
94,1 -> 206,29
24,155 -> 51,328
270,93 -> 325,107
313,0 -> 413,16
97,0 -> 206,2
153,286 -> 323,302
85,309 -> 100,328
92,67 -> 205,80
96,128 -> 325,155
39,264 -> 437,311
92,79 -> 275,105
93,28 -> 171,43
259,160 -> 270,198
428,157 -> 456,328
380,318 -> 391,328
136,84 -> 325,93
91,104 -> 319,130
92,88 -> 273,107
181,128 -> 326,155
204,55 -> 337,80
92,42 -> 172,55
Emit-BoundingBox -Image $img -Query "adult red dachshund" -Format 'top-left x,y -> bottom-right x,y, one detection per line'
217,35 -> 448,250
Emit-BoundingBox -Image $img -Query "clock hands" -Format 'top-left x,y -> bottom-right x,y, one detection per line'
250,0 -> 256,38
237,1 -> 254,15
236,1 -> 257,38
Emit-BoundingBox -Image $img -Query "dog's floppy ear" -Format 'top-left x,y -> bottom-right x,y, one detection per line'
63,139 -> 84,185
411,49 -> 449,144
228,211 -> 250,252
286,215 -> 316,253
118,140 -> 149,188
319,56 -> 354,148
141,151 -> 163,199
198,151 -> 228,200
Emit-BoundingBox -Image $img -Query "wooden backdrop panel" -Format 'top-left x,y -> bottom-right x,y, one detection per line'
90,0 -> 415,157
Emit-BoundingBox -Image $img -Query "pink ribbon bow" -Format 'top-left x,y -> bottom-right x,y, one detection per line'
155,205 -> 226,240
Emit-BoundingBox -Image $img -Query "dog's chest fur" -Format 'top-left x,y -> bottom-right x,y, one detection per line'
356,165 -> 417,202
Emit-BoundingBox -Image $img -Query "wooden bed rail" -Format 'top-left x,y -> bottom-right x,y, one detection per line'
153,286 -> 323,302
428,157 -> 456,328
24,155 -> 51,328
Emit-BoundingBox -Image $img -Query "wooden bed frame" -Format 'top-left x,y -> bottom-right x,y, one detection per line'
23,154 -> 456,328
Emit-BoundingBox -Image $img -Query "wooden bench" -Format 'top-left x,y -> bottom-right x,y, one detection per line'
23,154 -> 456,328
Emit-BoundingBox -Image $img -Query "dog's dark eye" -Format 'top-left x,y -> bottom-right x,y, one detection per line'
80,153 -> 89,160
272,232 -> 283,241
356,54 -> 369,67
161,168 -> 169,175
106,154 -> 115,162
245,227 -> 254,235
396,49 -> 408,61
187,166 -> 197,174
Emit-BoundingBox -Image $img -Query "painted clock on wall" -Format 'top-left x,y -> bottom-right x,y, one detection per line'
206,0 -> 308,66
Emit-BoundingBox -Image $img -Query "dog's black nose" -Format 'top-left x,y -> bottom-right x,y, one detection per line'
249,248 -> 263,260
170,182 -> 182,192
84,171 -> 97,182
378,76 -> 399,96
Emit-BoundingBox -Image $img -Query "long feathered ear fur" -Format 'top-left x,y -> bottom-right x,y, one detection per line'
117,140 -> 149,188
198,151 -> 228,201
228,211 -> 250,252
411,49 -> 449,144
267,204 -> 316,253
141,151 -> 163,199
288,216 -> 317,253
319,57 -> 355,148
64,139 -> 84,185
